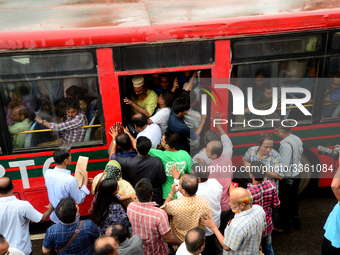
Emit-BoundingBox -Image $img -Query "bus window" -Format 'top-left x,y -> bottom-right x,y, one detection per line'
331,32 -> 340,51
321,59 -> 340,119
233,34 -> 323,60
231,58 -> 319,130
0,51 -> 102,152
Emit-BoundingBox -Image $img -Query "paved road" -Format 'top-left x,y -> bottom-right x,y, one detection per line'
29,182 -> 338,255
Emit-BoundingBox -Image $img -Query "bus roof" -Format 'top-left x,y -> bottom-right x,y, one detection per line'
1,0 -> 340,50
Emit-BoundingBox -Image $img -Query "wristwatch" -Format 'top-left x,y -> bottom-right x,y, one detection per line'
42,120 -> 45,125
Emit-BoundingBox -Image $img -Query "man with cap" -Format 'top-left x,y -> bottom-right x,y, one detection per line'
123,75 -> 158,118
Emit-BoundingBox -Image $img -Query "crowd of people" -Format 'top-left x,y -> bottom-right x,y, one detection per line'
1,70 -> 340,255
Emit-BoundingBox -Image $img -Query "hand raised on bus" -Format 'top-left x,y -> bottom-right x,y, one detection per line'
114,122 -> 123,134
109,124 -> 120,139
171,78 -> 179,92
123,97 -> 133,106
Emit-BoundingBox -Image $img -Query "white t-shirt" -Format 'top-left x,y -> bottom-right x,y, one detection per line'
137,123 -> 162,149
149,107 -> 171,135
176,242 -> 202,255
9,247 -> 25,255
0,196 -> 42,255
196,179 -> 223,236
193,134 -> 233,164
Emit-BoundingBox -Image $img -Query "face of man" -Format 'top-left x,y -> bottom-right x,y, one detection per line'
255,74 -> 266,89
133,85 -> 147,100
229,194 -> 241,213
178,179 -> 184,195
258,139 -> 273,156
0,240 -> 9,255
329,77 -> 340,92
274,127 -> 284,140
263,87 -> 273,101
161,135 -> 166,149
205,144 -> 214,159
66,107 -> 80,119
308,68 -> 317,78
10,107 -> 21,122
159,76 -> 170,90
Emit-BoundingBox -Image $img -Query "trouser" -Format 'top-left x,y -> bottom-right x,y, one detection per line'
322,237 -> 340,255
278,176 -> 301,230
202,234 -> 223,255
262,233 -> 274,255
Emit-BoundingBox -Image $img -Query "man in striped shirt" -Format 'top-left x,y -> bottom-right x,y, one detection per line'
127,178 -> 182,255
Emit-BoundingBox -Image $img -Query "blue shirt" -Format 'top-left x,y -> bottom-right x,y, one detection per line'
324,202 -> 340,248
322,82 -> 340,118
44,167 -> 90,223
167,109 -> 196,152
43,219 -> 100,255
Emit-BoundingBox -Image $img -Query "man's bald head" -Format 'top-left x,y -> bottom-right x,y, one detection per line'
206,140 -> 223,159
11,105 -> 30,122
0,177 -> 13,195
185,227 -> 205,254
229,187 -> 251,213
94,236 -> 119,255
180,174 -> 198,196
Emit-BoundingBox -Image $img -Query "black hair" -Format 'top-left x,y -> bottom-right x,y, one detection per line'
181,174 -> 198,196
136,136 -> 152,156
209,140 -> 223,158
116,133 -> 133,151
185,227 -> 205,253
173,97 -> 190,115
257,132 -> 273,147
159,73 -> 170,79
94,237 -> 116,255
135,178 -> 153,202
0,234 -> 5,244
204,130 -> 221,145
164,130 -> 179,148
90,178 -> 126,227
132,113 -> 147,127
250,161 -> 266,181
255,69 -> 268,78
0,178 -> 13,195
333,71 -> 340,78
53,146 -> 71,165
66,98 -> 80,110
110,223 -> 128,243
274,120 -> 291,134
192,163 -> 209,182
55,197 -> 77,223
161,90 -> 175,108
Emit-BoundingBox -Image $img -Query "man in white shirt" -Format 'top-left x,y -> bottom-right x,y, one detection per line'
193,163 -> 223,255
176,227 -> 205,255
193,112 -> 233,164
44,146 -> 89,224
132,113 -> 162,149
0,177 -> 53,255
148,90 -> 175,135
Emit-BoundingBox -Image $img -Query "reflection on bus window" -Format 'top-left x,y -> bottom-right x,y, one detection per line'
331,32 -> 340,50
0,51 -> 102,150
234,34 -> 322,59
321,71 -> 340,119
232,58 -> 318,129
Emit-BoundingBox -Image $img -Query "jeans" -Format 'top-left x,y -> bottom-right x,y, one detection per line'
262,233 -> 274,255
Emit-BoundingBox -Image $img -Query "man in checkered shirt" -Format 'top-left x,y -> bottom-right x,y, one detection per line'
127,178 -> 182,255
247,161 -> 280,255
202,187 -> 266,255
35,98 -> 88,144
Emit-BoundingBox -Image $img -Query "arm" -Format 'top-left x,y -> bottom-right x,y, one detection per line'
69,177 -> 89,204
185,71 -> 198,91
193,114 -> 207,139
163,183 -> 178,205
161,231 -> 182,246
201,216 -> 231,251
39,203 -> 54,223
215,112 -> 226,136
124,98 -> 152,118
108,124 -> 121,157
119,194 -> 138,202
42,246 -> 51,254
124,126 -> 137,150
171,78 -> 179,93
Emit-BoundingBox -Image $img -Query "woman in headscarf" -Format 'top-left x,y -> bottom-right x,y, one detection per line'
91,160 -> 137,207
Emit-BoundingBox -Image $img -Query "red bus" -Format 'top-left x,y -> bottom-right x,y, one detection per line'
1,0 -> 340,215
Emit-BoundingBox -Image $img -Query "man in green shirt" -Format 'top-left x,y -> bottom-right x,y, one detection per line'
149,130 -> 193,199
8,105 -> 33,148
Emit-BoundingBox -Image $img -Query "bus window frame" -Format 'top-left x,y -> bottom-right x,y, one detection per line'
0,49 -> 105,155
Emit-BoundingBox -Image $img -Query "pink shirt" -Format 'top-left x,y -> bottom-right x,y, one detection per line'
209,154 -> 233,211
